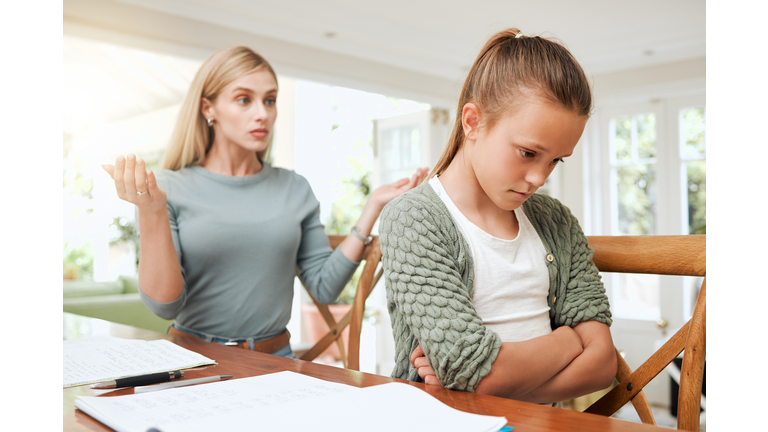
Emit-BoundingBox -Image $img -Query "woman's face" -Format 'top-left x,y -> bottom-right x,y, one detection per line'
203,69 -> 278,154
467,99 -> 587,211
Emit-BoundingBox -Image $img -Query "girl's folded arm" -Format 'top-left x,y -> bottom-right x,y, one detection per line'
473,325 -> 584,399
514,320 -> 617,404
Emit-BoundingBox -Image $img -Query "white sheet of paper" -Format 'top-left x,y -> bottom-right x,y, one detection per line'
76,371 -> 358,432
64,336 -> 216,388
75,371 -> 507,432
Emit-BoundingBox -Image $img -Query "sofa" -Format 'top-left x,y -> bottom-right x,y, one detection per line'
63,276 -> 173,333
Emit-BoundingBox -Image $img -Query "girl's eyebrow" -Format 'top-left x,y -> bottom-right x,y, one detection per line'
521,143 -> 573,158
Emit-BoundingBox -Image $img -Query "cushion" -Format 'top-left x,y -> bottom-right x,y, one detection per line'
119,275 -> 140,294
62,280 -> 124,298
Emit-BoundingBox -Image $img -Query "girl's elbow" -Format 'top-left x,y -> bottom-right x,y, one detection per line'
597,353 -> 618,389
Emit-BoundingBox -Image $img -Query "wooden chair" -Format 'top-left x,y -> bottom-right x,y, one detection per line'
294,235 -> 383,371
583,235 -> 706,431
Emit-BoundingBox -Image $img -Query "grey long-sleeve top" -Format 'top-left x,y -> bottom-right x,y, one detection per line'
139,162 -> 359,340
379,183 -> 612,392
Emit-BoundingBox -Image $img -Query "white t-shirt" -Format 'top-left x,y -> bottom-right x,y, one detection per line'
429,177 -> 552,342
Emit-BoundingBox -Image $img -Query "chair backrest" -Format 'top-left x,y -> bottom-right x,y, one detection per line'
296,235 -> 382,371
583,235 -> 706,432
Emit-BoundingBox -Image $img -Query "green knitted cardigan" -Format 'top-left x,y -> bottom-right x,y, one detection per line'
379,182 -> 612,393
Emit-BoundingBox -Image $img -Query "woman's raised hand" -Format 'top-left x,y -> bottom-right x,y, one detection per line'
369,167 -> 429,209
101,154 -> 167,213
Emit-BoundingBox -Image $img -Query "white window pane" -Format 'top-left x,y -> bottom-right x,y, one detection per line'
616,164 -> 657,235
612,273 -> 661,320
636,113 -> 657,159
613,117 -> 632,162
682,108 -> 706,159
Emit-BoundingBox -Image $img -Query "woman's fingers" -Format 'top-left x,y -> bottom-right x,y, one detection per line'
135,156 -> 148,195
146,169 -> 158,196
402,167 -> 428,191
393,178 -> 410,189
123,154 -> 138,196
106,154 -> 162,206
113,156 -> 127,196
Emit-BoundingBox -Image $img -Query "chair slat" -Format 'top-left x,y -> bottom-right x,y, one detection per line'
348,238 -> 382,371
677,280 -> 706,432
588,235 -> 705,276
299,310 -> 354,362
614,348 -> 656,425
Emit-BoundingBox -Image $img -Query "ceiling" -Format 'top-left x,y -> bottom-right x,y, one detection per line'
63,0 -> 705,116
112,0 -> 705,78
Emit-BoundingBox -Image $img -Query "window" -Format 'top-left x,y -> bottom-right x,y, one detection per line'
680,107 -> 706,235
598,96 -> 706,322
610,113 -> 658,235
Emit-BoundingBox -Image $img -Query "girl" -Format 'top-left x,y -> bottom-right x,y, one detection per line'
379,29 -> 616,404
102,46 -> 427,358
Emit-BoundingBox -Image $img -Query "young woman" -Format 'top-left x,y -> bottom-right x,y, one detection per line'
102,46 -> 427,358
379,29 -> 616,405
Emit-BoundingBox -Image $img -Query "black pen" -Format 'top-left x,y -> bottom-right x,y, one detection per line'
91,371 -> 185,389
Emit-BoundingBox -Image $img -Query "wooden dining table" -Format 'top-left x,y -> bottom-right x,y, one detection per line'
63,313 -> 671,432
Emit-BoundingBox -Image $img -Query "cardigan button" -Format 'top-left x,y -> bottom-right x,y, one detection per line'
546,254 -> 554,262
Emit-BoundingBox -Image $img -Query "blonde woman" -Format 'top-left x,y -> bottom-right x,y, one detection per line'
102,46 -> 427,358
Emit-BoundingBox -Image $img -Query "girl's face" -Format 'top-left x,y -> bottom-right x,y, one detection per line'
466,99 -> 587,211
202,69 -> 278,154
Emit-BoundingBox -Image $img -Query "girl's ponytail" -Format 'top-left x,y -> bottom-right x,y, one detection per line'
429,28 -> 592,179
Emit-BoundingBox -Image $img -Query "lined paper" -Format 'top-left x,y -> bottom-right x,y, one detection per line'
64,336 -> 216,388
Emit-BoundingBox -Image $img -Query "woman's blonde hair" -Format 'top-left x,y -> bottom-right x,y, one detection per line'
429,29 -> 592,179
161,46 -> 278,171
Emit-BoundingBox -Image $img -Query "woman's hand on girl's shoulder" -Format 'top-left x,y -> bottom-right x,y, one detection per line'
101,154 -> 167,214
369,167 -> 429,209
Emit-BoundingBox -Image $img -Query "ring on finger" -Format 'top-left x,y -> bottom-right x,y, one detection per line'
137,190 -> 147,196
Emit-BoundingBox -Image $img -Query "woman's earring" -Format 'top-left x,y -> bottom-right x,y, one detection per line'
207,118 -> 213,127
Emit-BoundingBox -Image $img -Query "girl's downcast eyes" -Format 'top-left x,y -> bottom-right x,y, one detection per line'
520,149 -> 564,165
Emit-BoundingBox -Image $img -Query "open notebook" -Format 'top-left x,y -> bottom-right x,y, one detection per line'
76,371 -> 509,432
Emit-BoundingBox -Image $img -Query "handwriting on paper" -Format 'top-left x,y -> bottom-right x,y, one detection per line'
64,336 -> 215,387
